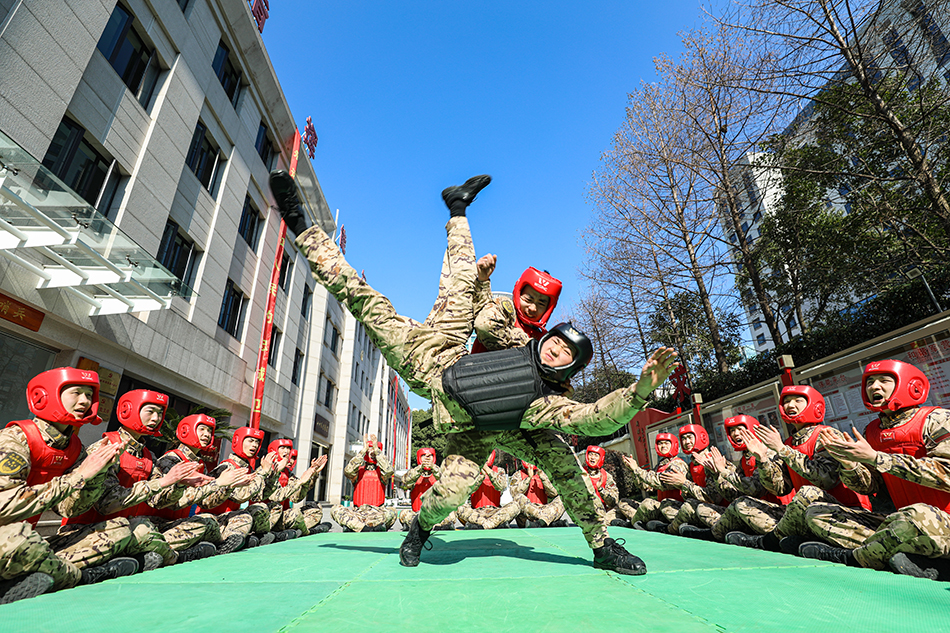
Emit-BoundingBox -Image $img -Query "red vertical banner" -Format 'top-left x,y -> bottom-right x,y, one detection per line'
250,219 -> 287,429
405,404 -> 412,467
289,128 -> 301,179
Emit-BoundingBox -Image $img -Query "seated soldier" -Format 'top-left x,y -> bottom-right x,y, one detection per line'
661,425 -> 726,535
798,360 -> 950,580
456,451 -> 520,529
398,448 -> 456,531
266,440 -> 330,536
582,446 -> 621,526
511,461 -> 566,528
156,416 -> 259,552
60,390 -> 218,571
331,435 -> 396,532
202,427 -> 289,544
621,433 -> 688,529
270,169 -> 676,575
0,367 -> 132,601
726,385 -> 871,553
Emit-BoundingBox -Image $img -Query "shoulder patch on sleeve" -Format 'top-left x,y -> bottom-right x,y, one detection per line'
500,296 -> 516,318
0,452 -> 28,476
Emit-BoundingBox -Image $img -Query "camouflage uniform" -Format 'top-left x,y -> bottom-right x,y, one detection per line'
330,452 -> 396,531
208,453 -> 279,537
0,419 -> 118,587
473,294 -> 531,351
268,469 -> 324,533
706,449 -> 786,540
296,218 -> 647,550
667,451 -> 727,535
621,456 -> 689,525
511,469 -> 565,526
583,467 -> 620,524
456,467 -> 520,529
397,464 -> 456,530
805,406 -> 950,569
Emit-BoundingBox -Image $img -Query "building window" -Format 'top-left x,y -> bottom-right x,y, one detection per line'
788,317 -> 798,330
218,279 -> 247,338
753,320 -> 762,330
267,329 -> 282,367
212,40 -> 241,108
96,2 -> 160,108
177,0 -> 190,11
41,118 -> 111,206
238,196 -> 262,249
255,122 -> 275,169
911,2 -> 950,67
185,121 -> 223,194
157,219 -> 200,288
301,285 -> 313,319
324,319 -> 340,354
278,251 -> 293,292
291,348 -> 304,385
320,375 -> 336,409
756,334 -> 766,346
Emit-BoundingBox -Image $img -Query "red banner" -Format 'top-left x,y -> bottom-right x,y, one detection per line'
250,219 -> 287,428
289,128 -> 301,179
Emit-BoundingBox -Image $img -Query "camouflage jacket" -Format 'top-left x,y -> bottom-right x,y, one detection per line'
343,450 -> 394,484
155,444 -> 229,509
679,452 -> 724,504
622,455 -> 688,494
510,470 -> 559,500
399,464 -> 441,491
584,468 -> 619,508
715,451 -> 773,501
211,453 -> 280,504
758,426 -> 847,496
473,289 -> 532,351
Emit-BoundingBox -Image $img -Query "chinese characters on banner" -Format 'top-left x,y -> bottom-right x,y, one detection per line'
250,0 -> 269,33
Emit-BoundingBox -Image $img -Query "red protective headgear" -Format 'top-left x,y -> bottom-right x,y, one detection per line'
862,359 -> 930,413
268,438 -> 295,456
513,267 -> 562,329
780,385 -> 826,425
486,450 -> 497,469
364,441 -> 383,464
416,447 -> 436,465
27,367 -> 101,427
655,432 -> 679,458
520,460 -> 532,471
679,424 -> 709,454
176,414 -> 216,451
232,427 -> 265,461
116,389 -> 168,436
724,415 -> 760,451
586,445 -> 606,470
288,449 -> 298,471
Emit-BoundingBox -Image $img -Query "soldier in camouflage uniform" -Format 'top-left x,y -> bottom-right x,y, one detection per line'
270,170 -> 676,575
621,434 -> 689,528
398,448 -> 456,530
582,446 -> 621,525
0,368 -> 138,601
511,462 -> 566,527
798,360 -> 950,580
331,437 -> 397,532
725,386 -> 871,553
660,426 -> 726,536
266,441 -> 330,535
456,452 -> 520,529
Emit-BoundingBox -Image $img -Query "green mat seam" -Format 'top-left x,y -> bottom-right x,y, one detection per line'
612,574 -> 729,632
277,552 -> 388,633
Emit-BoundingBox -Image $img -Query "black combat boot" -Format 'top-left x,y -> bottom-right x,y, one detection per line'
798,542 -> 861,567
259,532 -> 277,546
79,557 -> 139,585
679,525 -> 715,541
441,175 -> 491,217
309,522 -> 332,535
632,521 -> 647,531
245,535 -> 260,548
645,520 -> 670,533
609,518 -> 632,528
464,522 -> 485,530
592,538 -> 647,576
268,170 -> 311,235
550,519 -> 569,528
132,551 -> 165,572
274,529 -> 299,542
177,542 -> 217,563
399,517 -> 432,567
218,534 -> 244,554
725,531 -> 766,550
888,553 -> 950,580
0,572 -> 54,605
779,536 -> 808,556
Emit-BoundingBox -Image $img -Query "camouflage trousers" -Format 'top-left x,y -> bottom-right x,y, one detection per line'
418,429 -> 610,549
151,513 -> 222,551
0,522 -> 80,590
297,218 -> 475,397
629,498 -> 682,525
805,502 -> 950,570
712,497 -> 786,540
616,499 -> 641,523
514,494 -> 565,527
269,501 -> 325,533
214,503 -> 271,539
48,517 -> 134,569
669,499 -> 725,535
398,508 -> 457,530
330,504 -> 396,532
456,502 -> 521,529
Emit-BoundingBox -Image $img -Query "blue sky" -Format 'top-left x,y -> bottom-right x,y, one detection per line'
262,1 -> 714,407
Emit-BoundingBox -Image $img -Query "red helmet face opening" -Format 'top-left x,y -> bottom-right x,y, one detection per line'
116,390 -> 168,436
586,445 -> 606,470
655,433 -> 679,459
723,415 -> 760,451
862,360 -> 929,413
780,385 -> 825,425
177,414 -> 216,451
268,438 -> 295,458
364,441 -> 383,464
288,449 -> 298,471
232,427 -> 265,461
416,447 -> 437,466
513,267 -> 562,329
27,367 -> 101,427
679,424 -> 709,454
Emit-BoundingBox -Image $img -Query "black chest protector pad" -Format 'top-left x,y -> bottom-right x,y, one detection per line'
442,341 -> 545,431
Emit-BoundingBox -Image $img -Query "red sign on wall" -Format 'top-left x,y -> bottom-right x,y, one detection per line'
0,293 -> 44,332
